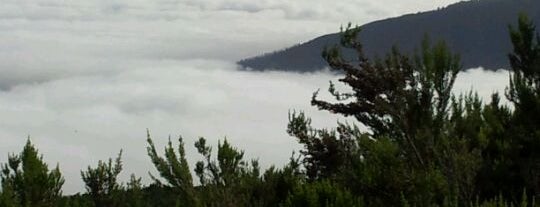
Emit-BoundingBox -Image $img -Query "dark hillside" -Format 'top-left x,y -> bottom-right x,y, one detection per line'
238,0 -> 540,71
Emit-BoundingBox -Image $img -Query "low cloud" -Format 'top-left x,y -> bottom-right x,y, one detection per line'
0,59 -> 349,193
453,68 -> 511,102
0,61 -> 510,194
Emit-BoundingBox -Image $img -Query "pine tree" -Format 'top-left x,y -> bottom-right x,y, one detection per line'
125,174 -> 144,207
81,150 -> 123,207
0,139 -> 64,207
505,13 -> 540,197
194,137 -> 261,207
146,131 -> 197,206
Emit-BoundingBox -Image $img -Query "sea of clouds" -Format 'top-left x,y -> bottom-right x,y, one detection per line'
0,0 -> 506,193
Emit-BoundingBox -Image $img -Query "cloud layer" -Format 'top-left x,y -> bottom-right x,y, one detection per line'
0,0 -> 462,89
0,0 -> 501,194
0,59 -> 348,193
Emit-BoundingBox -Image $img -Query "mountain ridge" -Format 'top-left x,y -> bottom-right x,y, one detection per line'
238,0 -> 540,72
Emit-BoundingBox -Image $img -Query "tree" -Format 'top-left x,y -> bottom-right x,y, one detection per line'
125,174 -> 144,207
81,150 -> 123,207
0,177 -> 19,207
289,24 -> 489,205
0,139 -> 64,207
315,26 -> 461,168
194,137 -> 261,207
287,111 -> 360,180
146,131 -> 197,206
505,13 -> 540,197
255,155 -> 303,206
283,180 -> 363,207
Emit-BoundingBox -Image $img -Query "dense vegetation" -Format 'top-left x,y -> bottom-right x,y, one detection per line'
2,15 -> 540,207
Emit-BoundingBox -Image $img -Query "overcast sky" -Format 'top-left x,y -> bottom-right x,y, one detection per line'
0,0 -> 509,194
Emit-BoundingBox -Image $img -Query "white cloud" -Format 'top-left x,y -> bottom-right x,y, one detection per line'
0,0 -> 464,90
0,63 -> 510,194
453,68 -> 511,102
0,59 -> 350,193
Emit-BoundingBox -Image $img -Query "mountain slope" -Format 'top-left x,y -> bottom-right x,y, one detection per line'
238,0 -> 540,72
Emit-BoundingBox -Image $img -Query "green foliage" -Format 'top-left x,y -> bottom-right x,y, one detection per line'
255,157 -> 303,206
125,174 -> 144,207
194,138 -> 248,187
81,150 -> 123,207
146,131 -> 197,206
287,112 -> 359,180
57,193 -> 93,207
303,23 -> 469,205
505,13 -> 540,198
0,139 -> 64,207
194,137 -> 262,207
0,179 -> 19,207
283,180 -> 363,207
316,34 -> 464,206
290,15 -> 540,206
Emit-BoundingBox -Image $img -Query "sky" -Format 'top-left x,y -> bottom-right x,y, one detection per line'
0,0 -> 509,194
